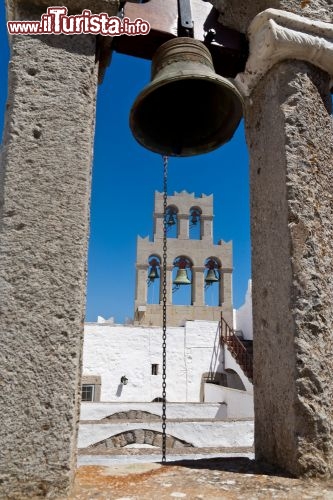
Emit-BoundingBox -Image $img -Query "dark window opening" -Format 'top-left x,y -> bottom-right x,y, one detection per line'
151,364 -> 159,375
81,384 -> 95,402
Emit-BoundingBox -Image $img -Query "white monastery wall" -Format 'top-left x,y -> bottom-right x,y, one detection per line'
204,384 -> 254,418
78,420 -> 254,449
80,402 -> 227,421
83,320 -> 223,402
233,279 -> 253,340
82,319 -> 253,412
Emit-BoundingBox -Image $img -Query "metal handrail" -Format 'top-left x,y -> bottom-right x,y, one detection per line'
220,313 -> 253,379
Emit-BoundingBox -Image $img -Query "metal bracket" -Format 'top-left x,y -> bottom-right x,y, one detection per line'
117,1 -> 126,20
178,0 -> 194,37
108,0 -> 248,81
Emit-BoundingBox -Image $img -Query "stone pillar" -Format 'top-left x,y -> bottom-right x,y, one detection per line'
245,61 -> 333,477
192,267 -> 204,306
135,266 -> 148,304
0,31 -> 98,497
201,215 -> 213,241
154,213 -> 164,239
166,266 -> 173,304
178,214 -> 189,239
221,269 -> 233,325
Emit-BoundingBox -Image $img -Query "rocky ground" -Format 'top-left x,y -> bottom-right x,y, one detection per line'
70,450 -> 333,499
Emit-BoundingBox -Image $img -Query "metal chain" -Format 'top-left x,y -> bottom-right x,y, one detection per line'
162,155 -> 168,463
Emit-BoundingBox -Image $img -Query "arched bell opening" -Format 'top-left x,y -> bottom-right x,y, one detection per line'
204,257 -> 221,306
172,256 -> 193,305
165,205 -> 178,239
147,255 -> 161,305
189,206 -> 202,240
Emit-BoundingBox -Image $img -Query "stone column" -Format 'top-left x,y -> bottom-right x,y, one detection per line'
219,270 -> 224,306
135,266 -> 148,305
201,215 -> 213,241
221,269 -> 233,325
192,266 -> 204,306
0,30 -> 98,497
245,61 -> 333,477
166,266 -> 173,304
178,214 -> 189,239
154,213 -> 164,239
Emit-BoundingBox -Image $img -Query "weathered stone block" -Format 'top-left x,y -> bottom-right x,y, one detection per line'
112,434 -> 127,448
0,29 -> 98,498
173,440 -> 186,449
116,412 -> 126,419
91,441 -> 107,451
152,433 -> 163,447
105,438 -> 114,449
144,430 -> 155,445
245,60 -> 333,477
166,436 -> 175,448
210,1 -> 333,33
134,429 -> 145,444
124,431 -> 135,445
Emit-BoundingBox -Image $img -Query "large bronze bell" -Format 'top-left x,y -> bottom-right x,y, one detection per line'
173,269 -> 191,286
130,37 -> 243,157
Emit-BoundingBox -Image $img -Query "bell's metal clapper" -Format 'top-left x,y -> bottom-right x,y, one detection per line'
130,37 -> 243,157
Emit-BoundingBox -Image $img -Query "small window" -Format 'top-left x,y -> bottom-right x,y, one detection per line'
81,384 -> 95,402
151,364 -> 159,375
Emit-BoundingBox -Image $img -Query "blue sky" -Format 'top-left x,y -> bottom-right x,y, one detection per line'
0,5 -> 251,323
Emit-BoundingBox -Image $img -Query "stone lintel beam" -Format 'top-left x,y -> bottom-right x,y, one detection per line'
235,9 -> 333,96
209,1 -> 333,34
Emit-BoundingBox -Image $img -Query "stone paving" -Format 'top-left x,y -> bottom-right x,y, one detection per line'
71,451 -> 333,499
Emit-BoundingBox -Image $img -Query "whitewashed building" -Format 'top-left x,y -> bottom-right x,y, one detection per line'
79,193 -> 253,451
82,318 -> 252,413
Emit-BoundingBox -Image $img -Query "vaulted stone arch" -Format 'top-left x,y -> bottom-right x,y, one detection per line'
84,429 -> 193,452
102,410 -> 160,421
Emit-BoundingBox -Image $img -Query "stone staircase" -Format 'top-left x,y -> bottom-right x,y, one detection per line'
220,316 -> 253,382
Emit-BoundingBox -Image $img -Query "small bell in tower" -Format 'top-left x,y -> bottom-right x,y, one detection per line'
173,269 -> 191,286
147,257 -> 160,285
190,208 -> 200,227
173,257 -> 192,290
148,266 -> 159,281
166,212 -> 176,226
205,269 -> 219,285
204,258 -> 220,287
